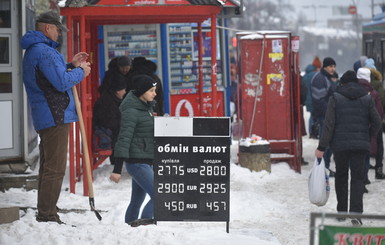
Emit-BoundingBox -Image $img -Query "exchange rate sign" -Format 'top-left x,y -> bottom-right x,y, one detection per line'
154,117 -> 230,232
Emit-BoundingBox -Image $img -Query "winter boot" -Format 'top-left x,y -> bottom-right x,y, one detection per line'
351,218 -> 362,227
375,167 -> 385,179
128,218 -> 156,227
301,157 -> 309,166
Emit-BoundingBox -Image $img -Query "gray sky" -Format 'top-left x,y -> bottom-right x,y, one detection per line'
288,0 -> 381,26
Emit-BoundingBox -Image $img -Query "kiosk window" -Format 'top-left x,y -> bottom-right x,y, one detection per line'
0,36 -> 9,64
0,72 -> 12,93
0,0 -> 11,28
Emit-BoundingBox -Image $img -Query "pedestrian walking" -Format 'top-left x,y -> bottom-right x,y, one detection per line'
315,70 -> 381,226
109,74 -> 158,227
311,57 -> 338,176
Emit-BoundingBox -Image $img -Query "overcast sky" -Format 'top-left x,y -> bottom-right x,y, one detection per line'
288,0 -> 382,26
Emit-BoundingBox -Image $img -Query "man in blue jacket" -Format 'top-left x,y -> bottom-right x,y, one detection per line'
20,11 -> 91,224
311,57 -> 338,176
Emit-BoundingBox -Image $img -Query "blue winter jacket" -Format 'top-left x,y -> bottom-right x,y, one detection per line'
310,69 -> 337,120
20,31 -> 84,131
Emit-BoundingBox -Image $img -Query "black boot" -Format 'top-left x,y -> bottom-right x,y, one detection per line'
301,157 -> 309,165
375,166 -> 385,179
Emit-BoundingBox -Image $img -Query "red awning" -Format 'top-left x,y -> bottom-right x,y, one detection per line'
61,5 -> 222,24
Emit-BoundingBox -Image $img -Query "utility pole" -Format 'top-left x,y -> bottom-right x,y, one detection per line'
372,0 -> 374,17
350,0 -> 360,54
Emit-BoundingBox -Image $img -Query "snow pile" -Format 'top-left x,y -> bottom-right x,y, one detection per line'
1,112 -> 385,245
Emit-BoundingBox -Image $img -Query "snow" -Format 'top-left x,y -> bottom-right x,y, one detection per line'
239,135 -> 269,146
300,26 -> 357,40
1,112 -> 385,245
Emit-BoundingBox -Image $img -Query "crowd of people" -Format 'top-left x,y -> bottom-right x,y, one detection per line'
92,55 -> 163,228
22,10 -> 385,229
302,55 -> 385,226
91,51 -> 162,227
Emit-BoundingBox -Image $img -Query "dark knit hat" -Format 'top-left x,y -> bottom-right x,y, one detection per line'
145,60 -> 157,73
353,60 -> 361,73
322,57 -> 336,68
117,56 -> 132,67
36,11 -> 68,32
133,75 -> 157,97
108,74 -> 126,91
340,70 -> 357,84
132,56 -> 147,70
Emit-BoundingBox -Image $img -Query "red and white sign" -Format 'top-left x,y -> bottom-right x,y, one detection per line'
348,5 -> 357,15
165,0 -> 190,4
129,0 -> 159,4
170,92 -> 224,117
93,0 -> 190,4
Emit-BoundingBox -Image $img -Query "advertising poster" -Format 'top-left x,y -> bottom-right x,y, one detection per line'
319,225 -> 385,245
192,30 -> 220,60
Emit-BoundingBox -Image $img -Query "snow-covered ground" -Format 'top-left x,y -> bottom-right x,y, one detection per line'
1,112 -> 385,245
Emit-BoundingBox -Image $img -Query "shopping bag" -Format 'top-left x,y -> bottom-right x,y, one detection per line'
308,158 -> 330,206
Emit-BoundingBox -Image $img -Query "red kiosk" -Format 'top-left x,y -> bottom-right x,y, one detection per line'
238,31 -> 302,172
60,0 -> 240,195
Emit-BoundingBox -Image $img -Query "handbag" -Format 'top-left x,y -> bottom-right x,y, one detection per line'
308,158 -> 330,206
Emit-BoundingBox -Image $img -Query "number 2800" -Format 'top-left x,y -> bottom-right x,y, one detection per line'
200,165 -> 226,176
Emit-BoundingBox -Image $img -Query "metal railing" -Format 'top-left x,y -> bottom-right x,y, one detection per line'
310,212 -> 385,244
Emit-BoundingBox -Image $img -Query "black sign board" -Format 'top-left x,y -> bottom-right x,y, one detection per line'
154,117 -> 230,232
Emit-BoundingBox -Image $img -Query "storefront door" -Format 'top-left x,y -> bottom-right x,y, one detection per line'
0,0 -> 22,159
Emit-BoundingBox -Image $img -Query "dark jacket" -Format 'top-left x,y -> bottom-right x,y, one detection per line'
300,76 -> 307,106
310,69 -> 337,120
99,57 -> 131,95
302,64 -> 317,112
113,91 -> 155,174
317,82 -> 382,152
358,79 -> 384,119
92,90 -> 123,145
20,31 -> 84,131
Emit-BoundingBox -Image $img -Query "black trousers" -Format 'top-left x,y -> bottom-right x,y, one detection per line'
334,150 -> 367,213
375,131 -> 384,169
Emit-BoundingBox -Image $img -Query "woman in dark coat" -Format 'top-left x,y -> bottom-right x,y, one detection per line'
99,55 -> 132,95
357,67 -> 385,181
93,73 -> 127,165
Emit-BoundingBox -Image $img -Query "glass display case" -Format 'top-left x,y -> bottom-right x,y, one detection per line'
103,24 -> 161,72
168,23 -> 223,95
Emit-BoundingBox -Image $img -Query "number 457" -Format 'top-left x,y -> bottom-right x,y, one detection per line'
206,201 -> 226,211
